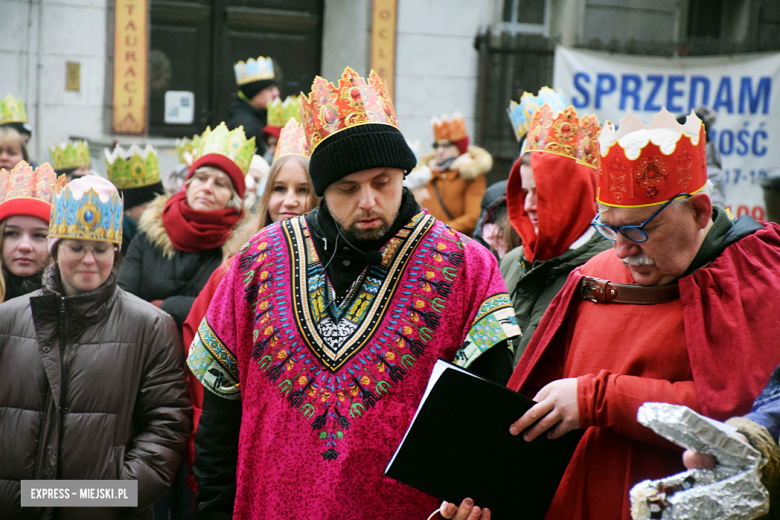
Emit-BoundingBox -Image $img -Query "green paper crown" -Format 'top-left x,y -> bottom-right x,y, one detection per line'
105,144 -> 161,189
1,94 -> 27,124
50,140 -> 91,171
194,123 -> 255,175
175,134 -> 202,165
267,96 -> 302,127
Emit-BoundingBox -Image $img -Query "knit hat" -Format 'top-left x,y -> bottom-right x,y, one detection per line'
239,79 -> 277,101
308,124 -> 416,196
48,174 -> 123,253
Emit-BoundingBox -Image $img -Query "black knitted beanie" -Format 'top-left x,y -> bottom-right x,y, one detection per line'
119,181 -> 166,210
309,124 -> 417,196
239,79 -> 277,101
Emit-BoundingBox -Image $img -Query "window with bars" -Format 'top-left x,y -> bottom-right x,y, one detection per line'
501,0 -> 548,33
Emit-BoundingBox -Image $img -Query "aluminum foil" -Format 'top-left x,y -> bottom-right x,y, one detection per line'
629,403 -> 769,520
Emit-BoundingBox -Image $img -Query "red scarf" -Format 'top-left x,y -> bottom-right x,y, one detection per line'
161,192 -> 242,252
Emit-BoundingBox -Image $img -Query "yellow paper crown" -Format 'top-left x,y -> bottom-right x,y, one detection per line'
274,118 -> 310,161
301,67 -> 400,153
193,123 -> 256,175
175,134 -> 201,165
105,144 -> 161,189
525,104 -> 601,168
0,94 -> 27,124
431,113 -> 468,142
49,140 -> 91,171
234,56 -> 275,86
267,96 -> 302,128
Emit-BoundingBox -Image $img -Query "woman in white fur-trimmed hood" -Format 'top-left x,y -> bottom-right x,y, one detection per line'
417,112 -> 492,236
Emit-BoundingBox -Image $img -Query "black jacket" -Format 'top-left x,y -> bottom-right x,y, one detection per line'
117,196 -> 223,329
0,265 -> 191,519
226,95 -> 267,156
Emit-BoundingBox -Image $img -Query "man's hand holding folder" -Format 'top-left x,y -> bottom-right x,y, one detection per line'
509,377 -> 580,441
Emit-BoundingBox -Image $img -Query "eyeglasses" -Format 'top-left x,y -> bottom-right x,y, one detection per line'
591,193 -> 692,243
432,142 -> 457,150
59,242 -> 117,261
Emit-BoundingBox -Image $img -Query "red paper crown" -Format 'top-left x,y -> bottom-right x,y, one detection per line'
525,104 -> 600,169
301,67 -> 400,153
274,118 -> 311,161
0,161 -> 65,223
597,109 -> 707,207
432,113 -> 468,142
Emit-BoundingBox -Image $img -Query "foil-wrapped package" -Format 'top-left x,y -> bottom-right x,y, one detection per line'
629,403 -> 769,520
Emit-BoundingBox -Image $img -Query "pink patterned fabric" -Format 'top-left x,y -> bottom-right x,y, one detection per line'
187,212 -> 519,520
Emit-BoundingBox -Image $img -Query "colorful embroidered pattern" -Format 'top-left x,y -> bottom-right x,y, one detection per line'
188,212 -> 520,464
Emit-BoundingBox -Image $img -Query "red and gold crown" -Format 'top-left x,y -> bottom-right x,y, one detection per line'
274,118 -> 310,161
597,109 -> 706,207
301,67 -> 399,153
525,103 -> 601,169
432,112 -> 468,142
0,161 -> 66,223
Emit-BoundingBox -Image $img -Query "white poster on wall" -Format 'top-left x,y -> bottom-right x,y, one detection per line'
554,46 -> 780,219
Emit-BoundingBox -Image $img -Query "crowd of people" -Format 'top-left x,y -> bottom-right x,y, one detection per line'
1,54 -> 780,520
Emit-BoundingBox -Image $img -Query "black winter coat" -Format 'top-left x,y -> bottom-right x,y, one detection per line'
117,196 -> 223,329
226,95 -> 267,156
0,265 -> 191,519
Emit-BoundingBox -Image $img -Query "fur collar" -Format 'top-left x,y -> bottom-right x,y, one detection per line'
138,194 -> 177,259
422,145 -> 493,180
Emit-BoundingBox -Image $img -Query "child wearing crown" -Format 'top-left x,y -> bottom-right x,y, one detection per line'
227,56 -> 281,157
417,113 -> 491,237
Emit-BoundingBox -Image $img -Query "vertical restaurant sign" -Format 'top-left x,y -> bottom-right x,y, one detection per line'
112,0 -> 147,134
371,0 -> 398,100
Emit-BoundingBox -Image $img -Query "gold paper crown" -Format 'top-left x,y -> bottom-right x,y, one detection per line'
175,134 -> 201,165
234,56 -> 275,86
0,161 -> 64,207
525,104 -> 601,169
432,113 -> 468,142
49,178 -> 123,245
105,144 -> 161,189
0,94 -> 27,124
193,123 -> 256,175
267,96 -> 302,128
508,87 -> 567,141
49,140 -> 91,171
301,67 -> 400,153
274,118 -> 310,161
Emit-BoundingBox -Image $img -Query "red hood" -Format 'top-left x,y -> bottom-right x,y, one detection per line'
507,151 -> 598,263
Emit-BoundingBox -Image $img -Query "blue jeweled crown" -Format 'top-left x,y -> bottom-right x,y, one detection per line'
507,87 -> 567,142
234,56 -> 275,86
49,182 -> 123,245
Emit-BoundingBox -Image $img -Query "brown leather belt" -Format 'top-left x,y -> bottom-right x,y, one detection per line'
580,276 -> 680,305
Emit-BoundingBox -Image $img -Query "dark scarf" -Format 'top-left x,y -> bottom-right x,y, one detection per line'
2,263 -> 44,301
161,191 -> 242,252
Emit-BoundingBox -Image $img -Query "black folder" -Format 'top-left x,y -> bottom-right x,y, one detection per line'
385,359 -> 583,519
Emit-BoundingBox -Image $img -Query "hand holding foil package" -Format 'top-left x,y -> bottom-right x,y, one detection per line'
630,403 -> 769,520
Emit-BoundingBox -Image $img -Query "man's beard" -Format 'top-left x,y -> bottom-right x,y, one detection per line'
343,219 -> 391,242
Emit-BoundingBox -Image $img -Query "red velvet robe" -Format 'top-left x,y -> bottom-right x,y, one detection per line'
508,222 -> 780,520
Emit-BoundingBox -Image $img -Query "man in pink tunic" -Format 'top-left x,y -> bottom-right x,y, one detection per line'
186,68 -> 520,520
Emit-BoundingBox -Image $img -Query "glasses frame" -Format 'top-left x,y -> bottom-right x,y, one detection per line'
591,193 -> 692,243
432,141 -> 457,150
58,241 -> 118,261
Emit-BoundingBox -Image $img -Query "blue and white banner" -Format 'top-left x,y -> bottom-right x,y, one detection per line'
554,46 -> 780,218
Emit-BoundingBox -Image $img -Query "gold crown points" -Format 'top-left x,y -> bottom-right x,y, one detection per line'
0,161 -> 61,204
49,140 -> 91,171
432,112 -> 468,142
525,104 -> 601,169
599,108 -> 703,160
49,186 -> 123,245
1,93 -> 27,124
508,87 -> 568,141
274,118 -> 311,161
195,122 -> 256,176
105,144 -> 161,189
234,56 -> 275,86
267,96 -> 303,127
175,134 -> 202,165
301,67 -> 399,153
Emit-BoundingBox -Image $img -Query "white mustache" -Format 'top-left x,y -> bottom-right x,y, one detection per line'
623,253 -> 655,266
